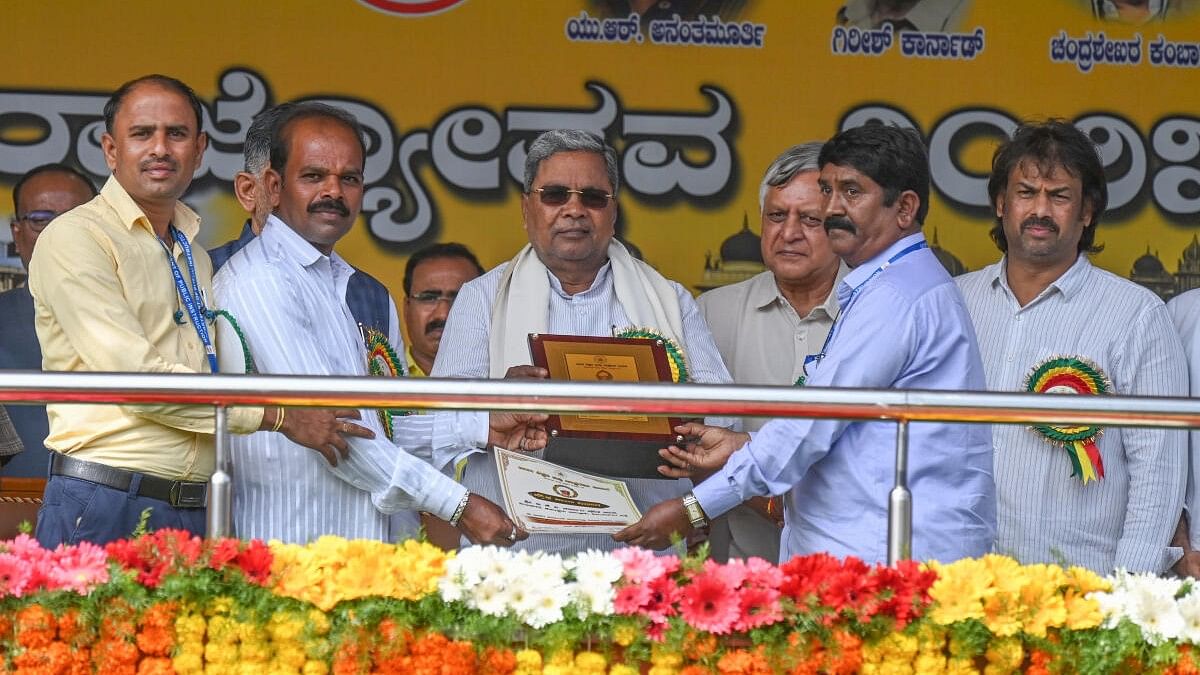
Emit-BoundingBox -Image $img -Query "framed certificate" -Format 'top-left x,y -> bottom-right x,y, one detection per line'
494,448 -> 642,534
528,333 -> 687,479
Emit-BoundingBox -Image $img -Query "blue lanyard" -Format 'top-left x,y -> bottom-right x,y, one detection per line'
799,240 -> 928,381
158,226 -> 218,373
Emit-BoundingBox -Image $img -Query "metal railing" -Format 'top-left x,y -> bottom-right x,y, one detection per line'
3,370 -> 1199,564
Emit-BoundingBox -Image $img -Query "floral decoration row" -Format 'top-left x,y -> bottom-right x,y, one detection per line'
0,530 -> 1198,674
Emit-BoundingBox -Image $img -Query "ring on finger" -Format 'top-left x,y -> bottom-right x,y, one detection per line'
519,437 -> 527,450
507,526 -> 517,540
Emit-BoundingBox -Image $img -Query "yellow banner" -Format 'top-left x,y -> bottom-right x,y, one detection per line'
4,0 -> 1198,305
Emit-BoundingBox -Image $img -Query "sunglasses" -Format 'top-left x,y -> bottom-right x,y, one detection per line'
531,185 -> 614,210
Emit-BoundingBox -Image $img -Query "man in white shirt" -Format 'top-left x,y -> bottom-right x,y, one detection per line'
956,119 -> 1186,574
697,142 -> 846,562
215,103 -> 545,545
432,129 -> 734,556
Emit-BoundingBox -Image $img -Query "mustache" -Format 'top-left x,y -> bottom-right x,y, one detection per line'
139,157 -> 178,171
824,215 -> 856,234
308,198 -> 349,216
1021,215 -> 1058,232
424,319 -> 446,336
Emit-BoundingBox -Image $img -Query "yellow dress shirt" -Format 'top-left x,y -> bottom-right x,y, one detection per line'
406,346 -> 427,377
28,176 -> 262,481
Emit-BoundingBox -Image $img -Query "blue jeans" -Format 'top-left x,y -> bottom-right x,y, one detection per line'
35,475 -> 206,548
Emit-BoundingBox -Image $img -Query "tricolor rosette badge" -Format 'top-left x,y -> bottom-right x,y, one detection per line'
1024,356 -> 1112,484
364,328 -> 411,440
615,327 -> 689,382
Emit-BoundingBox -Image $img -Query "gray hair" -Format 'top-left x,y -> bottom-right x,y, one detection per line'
522,129 -> 619,195
758,142 -> 823,212
243,103 -> 295,175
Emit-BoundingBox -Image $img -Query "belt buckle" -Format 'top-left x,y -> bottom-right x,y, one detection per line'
170,482 -> 208,508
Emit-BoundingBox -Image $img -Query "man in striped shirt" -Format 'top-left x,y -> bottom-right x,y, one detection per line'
956,119 -> 1187,574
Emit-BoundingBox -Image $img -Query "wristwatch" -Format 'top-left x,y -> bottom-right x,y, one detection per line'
681,492 -> 708,529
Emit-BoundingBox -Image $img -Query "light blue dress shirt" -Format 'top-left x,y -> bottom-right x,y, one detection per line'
694,232 -> 996,564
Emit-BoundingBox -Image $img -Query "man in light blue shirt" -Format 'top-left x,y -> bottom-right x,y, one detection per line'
615,124 -> 996,564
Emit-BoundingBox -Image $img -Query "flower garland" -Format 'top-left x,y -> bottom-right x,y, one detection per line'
364,327 -> 412,440
1025,356 -> 1112,483
3,532 -> 1200,674
615,327 -> 689,383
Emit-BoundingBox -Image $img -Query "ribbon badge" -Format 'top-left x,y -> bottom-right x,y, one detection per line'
364,328 -> 411,440
615,327 -> 689,382
1024,356 -> 1112,484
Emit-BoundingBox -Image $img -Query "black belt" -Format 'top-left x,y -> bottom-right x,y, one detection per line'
49,454 -> 208,509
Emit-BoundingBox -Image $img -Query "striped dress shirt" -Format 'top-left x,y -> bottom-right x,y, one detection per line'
957,255 -> 1187,573
431,259 -> 734,556
214,216 -> 483,544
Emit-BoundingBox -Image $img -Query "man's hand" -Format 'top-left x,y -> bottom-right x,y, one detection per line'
270,407 -> 374,467
612,498 -> 693,550
1172,512 -> 1200,578
505,365 -> 549,380
746,496 -> 785,528
657,422 -> 750,480
488,412 -> 550,451
456,494 -> 528,547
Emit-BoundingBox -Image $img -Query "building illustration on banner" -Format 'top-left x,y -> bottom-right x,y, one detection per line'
1128,237 -> 1200,302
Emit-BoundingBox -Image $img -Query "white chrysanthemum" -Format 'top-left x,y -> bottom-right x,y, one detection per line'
522,586 -> 568,628
1124,575 -> 1185,643
474,577 -> 509,616
438,574 -> 466,602
1177,591 -> 1200,644
574,585 -> 615,616
572,550 -> 624,586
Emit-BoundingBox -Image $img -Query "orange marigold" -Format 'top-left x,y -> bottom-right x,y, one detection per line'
136,656 -> 175,674
11,640 -> 71,672
824,630 -> 862,675
716,648 -> 772,675
480,646 -> 517,675
1175,645 -> 1200,675
15,605 -> 57,649
684,632 -> 719,661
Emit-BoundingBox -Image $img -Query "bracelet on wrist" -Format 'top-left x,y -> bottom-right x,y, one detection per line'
271,407 -> 286,433
448,492 -> 471,527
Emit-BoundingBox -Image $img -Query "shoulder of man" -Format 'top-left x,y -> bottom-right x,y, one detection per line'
697,271 -> 770,315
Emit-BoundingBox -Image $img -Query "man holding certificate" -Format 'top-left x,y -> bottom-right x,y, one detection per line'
615,124 -> 996,564
431,129 -> 735,556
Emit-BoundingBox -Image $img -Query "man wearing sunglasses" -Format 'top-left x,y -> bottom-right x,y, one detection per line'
431,128 -> 734,556
1,164 -> 96,477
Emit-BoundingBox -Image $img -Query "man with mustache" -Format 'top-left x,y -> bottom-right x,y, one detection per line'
27,76 -> 359,547
214,102 -> 543,546
402,243 -> 485,378
956,120 -> 1186,574
615,124 -> 995,564
695,142 -> 847,563
432,128 -> 734,556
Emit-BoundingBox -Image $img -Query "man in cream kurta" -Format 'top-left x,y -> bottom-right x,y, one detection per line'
432,129 -> 734,556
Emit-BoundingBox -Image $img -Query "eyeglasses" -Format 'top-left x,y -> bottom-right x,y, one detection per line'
409,290 -> 459,306
13,210 -> 62,232
531,185 -> 614,210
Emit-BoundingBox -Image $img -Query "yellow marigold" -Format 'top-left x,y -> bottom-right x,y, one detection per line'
268,612 -> 305,643
609,666 -> 639,675
916,623 -> 947,653
914,652 -> 948,674
172,652 -> 204,674
174,612 -> 206,642
929,558 -> 993,625
576,651 -> 608,672
1021,595 -> 1067,638
1065,566 -> 1110,595
240,641 -> 273,663
207,616 -> 237,645
270,537 -> 448,610
205,640 -> 241,664
205,596 -> 234,617
651,645 -> 683,667
302,660 -> 329,675
981,592 -> 1023,638
612,623 -> 638,647
876,663 -> 916,675
945,656 -> 981,675
306,609 -> 330,636
515,648 -> 544,674
648,668 -> 680,675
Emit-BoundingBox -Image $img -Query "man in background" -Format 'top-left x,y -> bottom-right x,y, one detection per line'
696,142 -> 846,562
1,164 -> 96,476
402,242 -> 485,377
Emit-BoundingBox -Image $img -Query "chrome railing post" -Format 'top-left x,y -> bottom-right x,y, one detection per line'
887,419 -> 912,565
206,405 -> 232,539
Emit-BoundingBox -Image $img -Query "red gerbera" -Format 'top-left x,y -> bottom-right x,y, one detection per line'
679,569 -> 740,634
233,539 -> 273,585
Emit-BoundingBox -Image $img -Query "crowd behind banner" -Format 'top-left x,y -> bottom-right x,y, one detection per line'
2,0 -> 1200,576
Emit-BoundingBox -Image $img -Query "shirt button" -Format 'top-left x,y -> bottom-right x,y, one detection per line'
1016,316 -> 1022,322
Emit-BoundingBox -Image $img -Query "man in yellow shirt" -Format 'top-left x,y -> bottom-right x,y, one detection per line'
28,74 -> 367,547
402,242 -> 484,378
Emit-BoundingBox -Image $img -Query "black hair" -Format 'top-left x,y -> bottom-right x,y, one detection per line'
12,163 -> 97,214
403,242 -> 485,296
269,102 -> 366,175
103,74 -> 204,135
818,122 -> 930,225
987,119 -> 1107,254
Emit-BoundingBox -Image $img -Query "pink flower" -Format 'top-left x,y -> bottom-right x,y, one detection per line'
743,556 -> 783,589
679,569 -> 739,634
644,574 -> 680,622
706,558 -> 749,589
613,547 -> 678,584
48,542 -> 110,593
734,585 -> 783,631
614,582 -> 653,615
4,533 -> 47,560
646,618 -> 669,642
0,552 -> 33,597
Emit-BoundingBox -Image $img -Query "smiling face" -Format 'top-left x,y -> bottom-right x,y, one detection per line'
996,159 -> 1093,272
101,82 -> 206,210
521,150 -> 616,281
269,115 -> 364,255
760,170 -> 840,289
